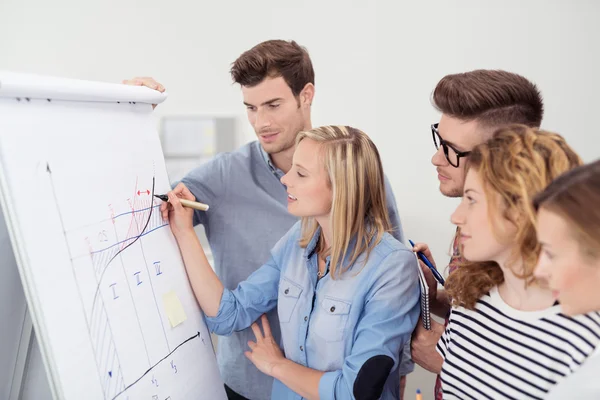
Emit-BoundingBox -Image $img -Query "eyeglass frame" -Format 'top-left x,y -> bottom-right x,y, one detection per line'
431,123 -> 472,168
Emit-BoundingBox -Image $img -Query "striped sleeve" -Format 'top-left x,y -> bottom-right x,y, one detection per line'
438,291 -> 600,400
436,312 -> 452,360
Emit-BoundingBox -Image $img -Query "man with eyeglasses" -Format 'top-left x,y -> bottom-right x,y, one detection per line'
409,70 -> 544,399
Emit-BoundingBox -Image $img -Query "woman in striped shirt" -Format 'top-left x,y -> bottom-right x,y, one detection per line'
436,125 -> 600,400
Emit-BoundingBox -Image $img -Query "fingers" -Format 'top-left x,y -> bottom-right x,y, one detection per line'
412,242 -> 429,253
419,261 -> 438,292
166,191 -> 181,210
419,260 -> 434,279
245,341 -> 257,365
122,77 -> 165,92
412,242 -> 436,266
160,201 -> 171,220
122,78 -> 141,86
122,78 -> 147,87
180,185 -> 196,201
260,315 -> 272,338
250,322 -> 264,342
412,242 -> 432,255
172,183 -> 196,201
171,183 -> 186,199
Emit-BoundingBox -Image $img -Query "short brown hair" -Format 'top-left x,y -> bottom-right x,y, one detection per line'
230,40 -> 315,97
534,159 -> 600,260
432,70 -> 544,128
445,125 -> 582,309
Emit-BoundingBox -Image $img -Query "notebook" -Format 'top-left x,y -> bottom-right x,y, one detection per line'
415,253 -> 432,330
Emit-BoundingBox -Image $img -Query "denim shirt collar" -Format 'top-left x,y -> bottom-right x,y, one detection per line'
304,224 -> 365,272
259,143 -> 286,181
305,225 -> 323,260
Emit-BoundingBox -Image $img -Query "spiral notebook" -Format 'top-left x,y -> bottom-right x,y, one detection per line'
415,253 -> 432,330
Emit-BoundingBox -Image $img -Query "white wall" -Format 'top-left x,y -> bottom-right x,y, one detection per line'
1,0 -> 599,398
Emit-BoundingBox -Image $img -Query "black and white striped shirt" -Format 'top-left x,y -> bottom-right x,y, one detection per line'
436,286 -> 600,400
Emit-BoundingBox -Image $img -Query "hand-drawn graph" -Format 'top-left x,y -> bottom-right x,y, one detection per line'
0,88 -> 226,400
48,164 -> 218,400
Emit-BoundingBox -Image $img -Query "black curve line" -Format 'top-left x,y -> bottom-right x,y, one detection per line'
106,177 -> 156,268
90,176 -> 156,315
111,332 -> 200,400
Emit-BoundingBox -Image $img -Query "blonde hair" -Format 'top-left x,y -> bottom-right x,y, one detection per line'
297,126 -> 391,279
445,125 -> 582,309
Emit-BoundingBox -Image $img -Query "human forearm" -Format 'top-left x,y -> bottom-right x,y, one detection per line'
423,350 -> 443,374
175,230 -> 223,317
431,289 -> 451,318
399,375 -> 406,399
412,337 -> 443,374
411,319 -> 445,374
271,359 -> 324,400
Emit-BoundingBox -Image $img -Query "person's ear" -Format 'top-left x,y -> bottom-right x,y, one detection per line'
299,83 -> 315,108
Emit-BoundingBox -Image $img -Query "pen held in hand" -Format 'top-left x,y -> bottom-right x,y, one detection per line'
409,239 -> 445,286
154,194 -> 209,212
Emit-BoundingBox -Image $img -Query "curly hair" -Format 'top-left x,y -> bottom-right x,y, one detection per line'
445,125 -> 582,309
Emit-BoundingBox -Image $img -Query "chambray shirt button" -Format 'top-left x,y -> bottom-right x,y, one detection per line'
300,346 -> 304,351
284,288 -> 289,295
304,316 -> 308,322
330,306 -> 336,313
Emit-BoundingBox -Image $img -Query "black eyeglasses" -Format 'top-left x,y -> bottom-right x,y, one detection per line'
431,123 -> 471,168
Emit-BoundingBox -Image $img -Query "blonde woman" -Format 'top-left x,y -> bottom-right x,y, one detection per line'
533,159 -> 600,399
437,125 -> 600,399
161,126 -> 420,400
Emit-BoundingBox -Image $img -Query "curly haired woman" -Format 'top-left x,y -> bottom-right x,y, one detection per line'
436,125 -> 600,400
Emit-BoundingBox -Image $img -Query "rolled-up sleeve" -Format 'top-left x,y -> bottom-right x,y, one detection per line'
318,249 -> 421,399
205,253 -> 281,335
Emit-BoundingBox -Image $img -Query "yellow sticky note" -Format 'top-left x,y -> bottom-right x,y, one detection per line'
163,291 -> 187,328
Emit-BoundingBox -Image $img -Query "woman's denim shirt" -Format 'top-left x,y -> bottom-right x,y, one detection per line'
205,221 -> 420,399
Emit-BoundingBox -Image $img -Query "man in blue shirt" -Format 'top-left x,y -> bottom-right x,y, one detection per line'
126,39 -> 412,400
